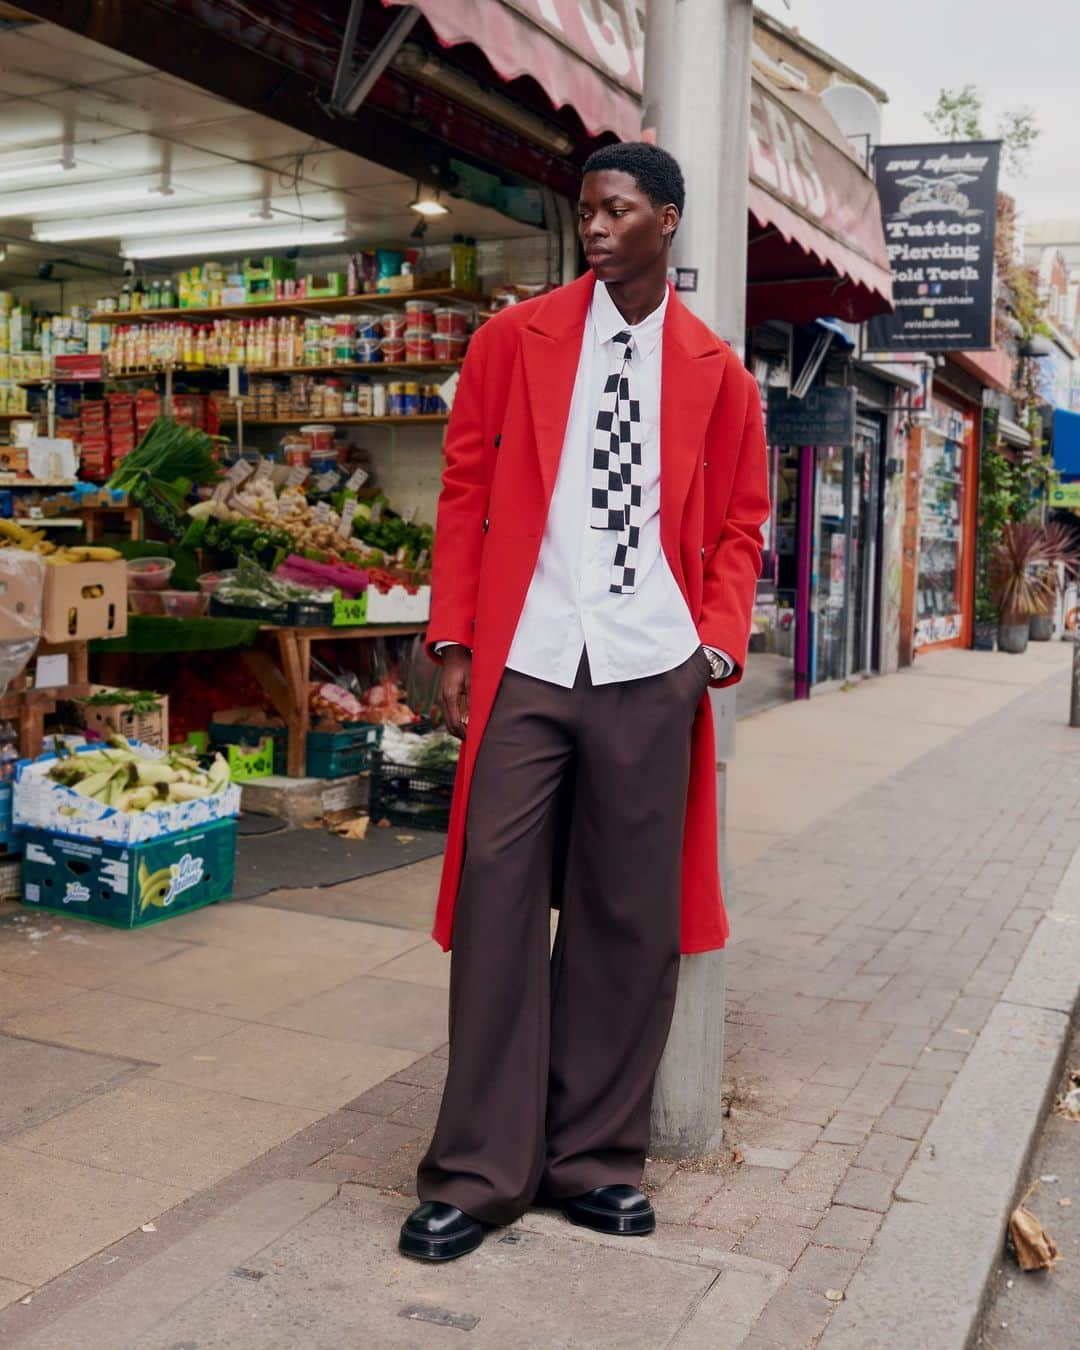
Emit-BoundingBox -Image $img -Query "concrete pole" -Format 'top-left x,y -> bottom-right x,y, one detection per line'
644,0 -> 754,1158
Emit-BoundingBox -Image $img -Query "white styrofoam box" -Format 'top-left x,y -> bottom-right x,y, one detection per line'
14,741 -> 241,844
365,584 -> 431,625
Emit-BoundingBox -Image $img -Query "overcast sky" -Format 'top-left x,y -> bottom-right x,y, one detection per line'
755,0 -> 1079,230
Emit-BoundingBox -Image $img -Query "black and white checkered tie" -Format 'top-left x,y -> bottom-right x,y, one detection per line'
590,330 -> 642,594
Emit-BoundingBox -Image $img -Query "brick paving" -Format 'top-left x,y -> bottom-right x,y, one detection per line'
322,663 -> 1080,1347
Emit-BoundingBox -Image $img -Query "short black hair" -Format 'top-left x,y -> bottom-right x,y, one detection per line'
581,142 -> 685,217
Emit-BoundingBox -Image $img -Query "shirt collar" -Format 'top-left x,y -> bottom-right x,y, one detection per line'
590,281 -> 668,359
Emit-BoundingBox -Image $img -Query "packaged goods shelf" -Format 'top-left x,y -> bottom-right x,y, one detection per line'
92,289 -> 480,324
217,414 -> 449,426
21,361 -> 465,384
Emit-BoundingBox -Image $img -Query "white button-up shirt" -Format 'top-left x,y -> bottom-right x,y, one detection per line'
502,282 -> 720,687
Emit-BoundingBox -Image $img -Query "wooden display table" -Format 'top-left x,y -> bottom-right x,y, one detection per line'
244,623 -> 428,777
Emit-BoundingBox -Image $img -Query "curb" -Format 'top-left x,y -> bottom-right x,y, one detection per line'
821,847 -> 1080,1349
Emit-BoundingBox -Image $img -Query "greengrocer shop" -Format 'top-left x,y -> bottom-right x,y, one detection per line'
0,3 -> 639,922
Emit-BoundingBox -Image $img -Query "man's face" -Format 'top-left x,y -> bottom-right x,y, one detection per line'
577,169 -> 677,285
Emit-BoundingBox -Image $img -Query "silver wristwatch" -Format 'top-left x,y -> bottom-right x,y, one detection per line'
703,647 -> 725,681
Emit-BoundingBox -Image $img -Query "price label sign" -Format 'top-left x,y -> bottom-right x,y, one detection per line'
253,458 -> 273,481
286,465 -> 310,488
339,499 -> 358,537
345,467 -> 369,493
314,471 -> 339,493
226,459 -> 254,485
402,503 -> 419,524
314,500 -> 331,523
370,500 -> 384,523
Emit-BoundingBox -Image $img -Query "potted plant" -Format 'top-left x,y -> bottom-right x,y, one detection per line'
990,521 -> 1052,654
1028,521 -> 1079,641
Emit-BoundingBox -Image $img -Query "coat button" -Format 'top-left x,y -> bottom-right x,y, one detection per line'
703,460 -> 709,468
701,546 -> 705,557
482,518 -> 490,533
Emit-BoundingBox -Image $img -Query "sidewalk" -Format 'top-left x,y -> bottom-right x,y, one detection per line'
1,641 -> 1077,1348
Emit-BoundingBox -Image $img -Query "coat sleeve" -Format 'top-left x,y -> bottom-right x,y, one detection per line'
697,374 -> 770,686
426,321 -> 495,660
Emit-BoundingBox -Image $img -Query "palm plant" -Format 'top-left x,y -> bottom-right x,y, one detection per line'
1032,520 -> 1080,615
989,521 -> 1053,623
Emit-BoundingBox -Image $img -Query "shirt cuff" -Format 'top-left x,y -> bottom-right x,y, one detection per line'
703,646 -> 734,680
433,641 -> 469,655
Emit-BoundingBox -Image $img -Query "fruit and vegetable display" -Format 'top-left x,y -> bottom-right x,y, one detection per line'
48,736 -> 230,812
213,555 -> 333,616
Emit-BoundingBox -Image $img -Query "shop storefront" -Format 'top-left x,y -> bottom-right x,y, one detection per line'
900,383 -> 979,655
0,5 -> 640,914
742,68 -> 893,705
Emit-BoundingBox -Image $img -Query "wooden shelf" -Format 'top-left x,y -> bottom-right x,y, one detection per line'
219,414 -> 449,427
0,476 -> 78,487
15,516 -> 82,527
255,361 -> 464,375
0,411 -> 34,419
92,289 -> 480,324
21,359 -> 465,386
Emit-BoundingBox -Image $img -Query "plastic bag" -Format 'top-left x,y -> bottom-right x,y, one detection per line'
0,549 -> 45,695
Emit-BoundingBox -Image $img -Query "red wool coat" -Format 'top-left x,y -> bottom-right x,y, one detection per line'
427,273 -> 769,954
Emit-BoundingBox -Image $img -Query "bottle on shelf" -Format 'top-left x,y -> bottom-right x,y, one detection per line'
118,278 -> 132,313
148,281 -> 161,311
160,274 -> 176,309
132,276 -> 146,312
450,234 -> 468,291
463,238 -> 479,294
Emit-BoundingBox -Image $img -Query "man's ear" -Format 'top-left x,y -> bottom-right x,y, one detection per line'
661,204 -> 680,241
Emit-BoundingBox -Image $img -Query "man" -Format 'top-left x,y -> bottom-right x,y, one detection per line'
399,142 -> 769,1262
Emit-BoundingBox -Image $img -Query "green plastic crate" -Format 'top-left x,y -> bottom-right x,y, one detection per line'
306,724 -> 381,778
222,738 -> 274,783
332,591 -> 368,627
212,721 -> 288,775
21,818 -> 238,929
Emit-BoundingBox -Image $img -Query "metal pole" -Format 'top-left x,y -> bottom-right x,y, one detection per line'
645,0 -> 753,1159
1070,637 -> 1080,727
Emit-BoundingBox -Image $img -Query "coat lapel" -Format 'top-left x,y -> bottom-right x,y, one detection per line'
660,290 -> 730,566
521,274 -> 594,507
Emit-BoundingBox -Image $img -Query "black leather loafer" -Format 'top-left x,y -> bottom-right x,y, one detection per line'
563,1184 -> 655,1235
399,1202 -> 485,1262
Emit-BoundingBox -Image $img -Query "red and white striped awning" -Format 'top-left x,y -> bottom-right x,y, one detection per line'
382,0 -> 643,141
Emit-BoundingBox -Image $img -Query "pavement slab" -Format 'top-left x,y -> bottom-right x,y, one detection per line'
9,1078 -> 323,1191
1,989 -> 242,1063
0,1145 -> 188,1287
150,1022 -> 418,1111
0,1034 -> 138,1138
133,1187 -> 718,1350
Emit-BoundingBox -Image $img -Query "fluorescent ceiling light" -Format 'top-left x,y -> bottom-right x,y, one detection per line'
0,182 -> 182,220
0,158 -> 70,186
34,203 -> 288,243
393,44 -> 574,157
121,221 -> 349,259
410,196 -> 449,217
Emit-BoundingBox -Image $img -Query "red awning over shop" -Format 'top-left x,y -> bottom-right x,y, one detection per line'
381,0 -> 642,141
746,73 -> 893,326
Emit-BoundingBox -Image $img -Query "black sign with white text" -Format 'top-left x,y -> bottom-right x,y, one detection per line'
766,387 -> 857,447
867,141 -> 1000,352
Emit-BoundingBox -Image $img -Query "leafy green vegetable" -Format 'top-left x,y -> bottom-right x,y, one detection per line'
108,417 -> 224,491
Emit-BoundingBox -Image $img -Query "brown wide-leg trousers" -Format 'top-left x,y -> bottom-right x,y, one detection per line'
416,649 -> 709,1226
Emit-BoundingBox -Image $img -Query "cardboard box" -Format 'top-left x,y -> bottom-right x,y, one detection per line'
41,560 -> 127,643
77,686 -> 169,750
14,741 -> 242,845
0,446 -> 28,474
365,584 -> 431,624
21,818 -> 237,928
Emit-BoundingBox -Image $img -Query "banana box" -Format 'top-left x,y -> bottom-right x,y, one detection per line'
20,817 -> 237,928
14,741 -> 242,844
